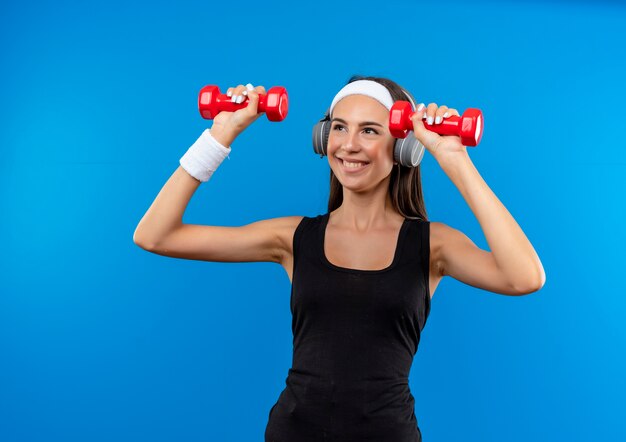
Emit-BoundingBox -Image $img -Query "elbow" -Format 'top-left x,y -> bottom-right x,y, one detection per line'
513,269 -> 546,296
510,255 -> 546,295
133,228 -> 157,251
514,282 -> 544,295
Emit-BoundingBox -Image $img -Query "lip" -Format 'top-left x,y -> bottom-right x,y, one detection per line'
337,156 -> 370,163
336,156 -> 370,173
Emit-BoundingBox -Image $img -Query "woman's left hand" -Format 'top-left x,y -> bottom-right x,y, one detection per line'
410,102 -> 467,163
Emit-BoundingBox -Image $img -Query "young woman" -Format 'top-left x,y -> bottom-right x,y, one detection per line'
134,75 -> 545,442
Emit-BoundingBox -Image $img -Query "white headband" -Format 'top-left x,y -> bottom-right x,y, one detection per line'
329,79 -> 394,117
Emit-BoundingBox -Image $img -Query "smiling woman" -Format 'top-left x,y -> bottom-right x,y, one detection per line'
134,74 -> 545,442
319,76 -> 430,222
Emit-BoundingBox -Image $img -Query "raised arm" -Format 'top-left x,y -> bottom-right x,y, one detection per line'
412,103 -> 546,295
133,83 -> 292,264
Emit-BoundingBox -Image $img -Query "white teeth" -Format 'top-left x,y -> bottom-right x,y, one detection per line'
341,159 -> 367,168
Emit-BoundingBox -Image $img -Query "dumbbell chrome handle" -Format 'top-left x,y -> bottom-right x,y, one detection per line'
389,101 -> 484,146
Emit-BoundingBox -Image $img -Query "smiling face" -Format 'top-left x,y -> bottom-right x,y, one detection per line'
327,94 -> 396,192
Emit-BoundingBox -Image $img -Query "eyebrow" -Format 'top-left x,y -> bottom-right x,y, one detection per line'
330,117 -> 384,128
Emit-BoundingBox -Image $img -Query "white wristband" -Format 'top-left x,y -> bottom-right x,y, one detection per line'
180,129 -> 232,182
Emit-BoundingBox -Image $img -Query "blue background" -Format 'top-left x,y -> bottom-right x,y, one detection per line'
1,0 -> 625,441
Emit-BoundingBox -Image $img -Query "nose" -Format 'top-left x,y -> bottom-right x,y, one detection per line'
342,128 -> 360,151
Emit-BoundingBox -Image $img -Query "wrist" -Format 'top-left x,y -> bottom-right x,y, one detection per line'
179,129 -> 232,182
209,125 -> 237,147
437,149 -> 471,171
438,150 -> 474,183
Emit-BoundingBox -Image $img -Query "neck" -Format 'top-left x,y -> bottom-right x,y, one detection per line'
332,179 -> 402,231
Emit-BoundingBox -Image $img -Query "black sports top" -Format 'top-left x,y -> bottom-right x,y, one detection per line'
265,212 -> 431,442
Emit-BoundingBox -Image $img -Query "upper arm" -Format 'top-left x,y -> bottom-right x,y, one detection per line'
138,216 -> 303,264
432,221 -> 521,296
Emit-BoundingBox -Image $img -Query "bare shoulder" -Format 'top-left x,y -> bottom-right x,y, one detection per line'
429,220 -> 482,277
273,215 -> 306,264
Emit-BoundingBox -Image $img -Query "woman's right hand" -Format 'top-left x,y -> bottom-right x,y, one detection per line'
209,83 -> 267,147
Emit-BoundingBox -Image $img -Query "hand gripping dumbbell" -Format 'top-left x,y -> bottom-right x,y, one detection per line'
389,101 -> 484,146
198,85 -> 289,122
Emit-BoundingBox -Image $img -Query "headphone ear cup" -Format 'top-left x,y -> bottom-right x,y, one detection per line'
312,119 -> 332,156
393,88 -> 425,167
394,132 -> 425,167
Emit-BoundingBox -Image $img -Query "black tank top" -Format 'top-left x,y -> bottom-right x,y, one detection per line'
264,212 -> 431,441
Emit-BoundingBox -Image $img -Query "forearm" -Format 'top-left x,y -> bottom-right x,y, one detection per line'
440,151 -> 546,289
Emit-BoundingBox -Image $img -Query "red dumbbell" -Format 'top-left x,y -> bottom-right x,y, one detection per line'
389,101 -> 484,146
198,85 -> 289,122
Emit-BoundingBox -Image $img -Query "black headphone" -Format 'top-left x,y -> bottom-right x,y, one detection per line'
311,85 -> 425,167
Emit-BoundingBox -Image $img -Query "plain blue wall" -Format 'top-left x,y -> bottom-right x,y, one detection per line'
1,0 -> 625,441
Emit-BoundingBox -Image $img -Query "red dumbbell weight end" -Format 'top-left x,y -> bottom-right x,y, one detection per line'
198,85 -> 289,122
389,101 -> 484,146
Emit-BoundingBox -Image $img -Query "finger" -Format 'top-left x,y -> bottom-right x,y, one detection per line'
231,84 -> 248,104
248,88 -> 264,115
424,103 -> 438,125
445,108 -> 460,117
414,102 -> 428,120
229,85 -> 241,101
229,85 -> 240,102
410,103 -> 427,128
245,90 -> 257,113
435,105 -> 449,124
248,90 -> 259,109
242,83 -> 254,97
255,85 -> 266,95
409,104 -> 442,153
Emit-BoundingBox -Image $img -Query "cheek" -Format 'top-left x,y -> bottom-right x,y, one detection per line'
327,133 -> 341,148
326,134 -> 336,152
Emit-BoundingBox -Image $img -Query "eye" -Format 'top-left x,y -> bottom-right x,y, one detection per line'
331,124 -> 379,135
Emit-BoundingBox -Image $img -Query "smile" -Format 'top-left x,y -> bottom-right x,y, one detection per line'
336,156 -> 370,173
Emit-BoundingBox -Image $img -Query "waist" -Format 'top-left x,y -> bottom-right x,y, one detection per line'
280,369 -> 417,423
285,368 -> 412,407
288,367 -> 409,385
291,333 -> 416,382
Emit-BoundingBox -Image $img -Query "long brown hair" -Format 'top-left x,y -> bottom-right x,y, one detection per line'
327,74 -> 429,221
